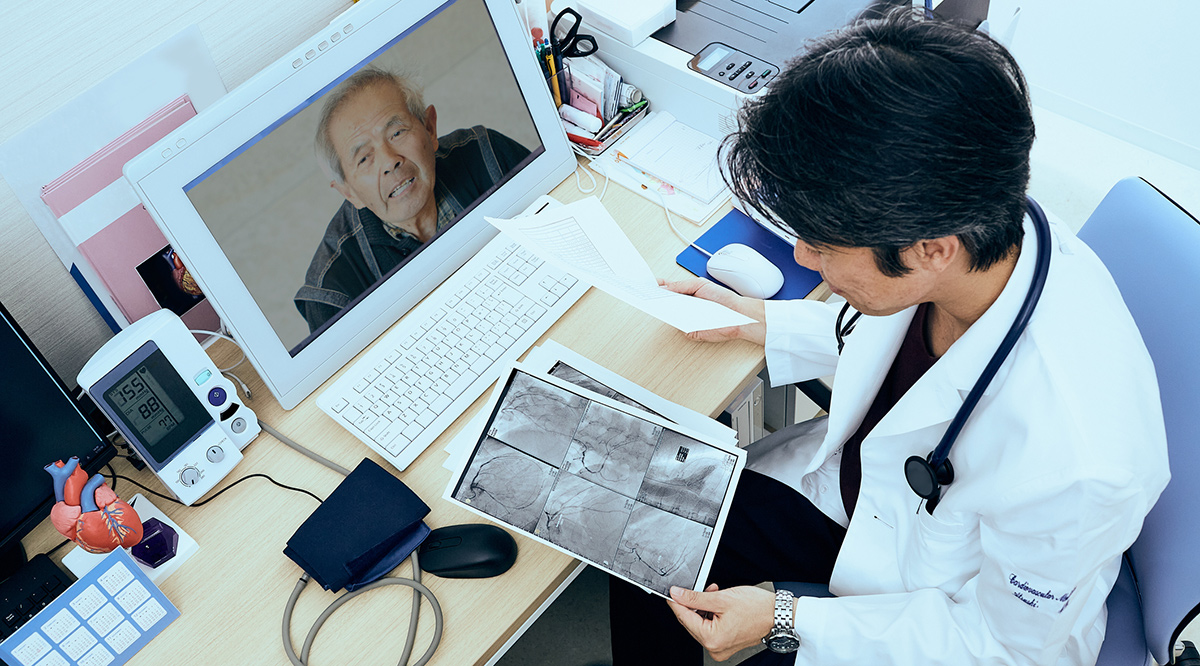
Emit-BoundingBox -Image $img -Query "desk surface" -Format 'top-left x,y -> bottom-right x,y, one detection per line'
19,171 -> 802,666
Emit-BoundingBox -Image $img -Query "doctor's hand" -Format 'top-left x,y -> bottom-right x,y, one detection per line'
667,583 -> 776,662
658,278 -> 766,345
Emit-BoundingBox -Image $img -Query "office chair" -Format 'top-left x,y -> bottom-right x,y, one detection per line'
773,178 -> 1200,664
1077,177 -> 1200,666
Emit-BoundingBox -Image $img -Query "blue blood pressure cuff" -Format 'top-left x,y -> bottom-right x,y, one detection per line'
284,458 -> 431,592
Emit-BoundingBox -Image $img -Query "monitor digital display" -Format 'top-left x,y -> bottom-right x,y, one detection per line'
99,345 -> 213,465
183,0 -> 541,354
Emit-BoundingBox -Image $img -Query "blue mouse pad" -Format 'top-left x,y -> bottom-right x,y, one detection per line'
676,208 -> 822,300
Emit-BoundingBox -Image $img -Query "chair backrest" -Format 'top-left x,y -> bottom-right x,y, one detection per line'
1077,177 -> 1200,666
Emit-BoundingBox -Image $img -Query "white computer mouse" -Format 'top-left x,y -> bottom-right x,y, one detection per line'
705,243 -> 785,299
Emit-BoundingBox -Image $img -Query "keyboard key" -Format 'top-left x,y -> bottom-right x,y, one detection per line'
364,387 -> 382,403
517,316 -> 535,330
331,399 -> 348,413
385,351 -> 400,363
353,398 -> 371,413
400,335 -> 417,349
528,304 -> 547,319
364,369 -> 380,382
561,274 -> 577,287
499,333 -> 517,349
550,283 -> 568,297
374,360 -> 391,373
402,422 -> 424,440
382,430 -> 409,455
431,395 -> 453,413
485,343 -> 505,360
353,378 -> 370,393
448,371 -> 478,397
415,409 -> 436,427
539,277 -> 557,291
470,355 -> 492,375
365,418 -> 388,438
541,293 -> 559,306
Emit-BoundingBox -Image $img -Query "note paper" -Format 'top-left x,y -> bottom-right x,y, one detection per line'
487,197 -> 753,333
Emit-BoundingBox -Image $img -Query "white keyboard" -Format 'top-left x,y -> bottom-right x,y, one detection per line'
316,232 -> 588,471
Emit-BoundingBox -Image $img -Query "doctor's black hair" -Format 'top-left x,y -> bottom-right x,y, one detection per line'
722,8 -> 1035,277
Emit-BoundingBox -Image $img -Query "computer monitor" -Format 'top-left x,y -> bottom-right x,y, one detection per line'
124,0 -> 575,408
0,300 -> 116,579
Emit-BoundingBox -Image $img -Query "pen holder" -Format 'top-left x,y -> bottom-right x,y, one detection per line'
544,65 -> 570,108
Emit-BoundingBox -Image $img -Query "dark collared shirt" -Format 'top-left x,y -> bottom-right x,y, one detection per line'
294,126 -> 530,333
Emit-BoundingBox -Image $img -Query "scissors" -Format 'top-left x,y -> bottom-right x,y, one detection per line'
550,7 -> 598,59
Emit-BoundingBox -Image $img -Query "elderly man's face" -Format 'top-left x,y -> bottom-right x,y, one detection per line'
329,82 -> 439,234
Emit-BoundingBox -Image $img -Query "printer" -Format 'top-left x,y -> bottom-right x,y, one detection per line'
551,0 -> 987,138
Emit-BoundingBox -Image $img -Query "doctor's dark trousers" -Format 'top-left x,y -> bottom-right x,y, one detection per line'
609,469 -> 847,665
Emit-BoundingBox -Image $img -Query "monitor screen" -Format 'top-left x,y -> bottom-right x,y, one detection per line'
184,0 -> 541,353
125,0 -> 575,408
0,301 -> 115,565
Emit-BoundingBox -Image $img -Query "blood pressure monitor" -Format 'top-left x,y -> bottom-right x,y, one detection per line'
79,310 -> 259,505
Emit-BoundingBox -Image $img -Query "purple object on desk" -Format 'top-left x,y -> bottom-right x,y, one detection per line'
131,517 -> 178,568
676,208 -> 822,300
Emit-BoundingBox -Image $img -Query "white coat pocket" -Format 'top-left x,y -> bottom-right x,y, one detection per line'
899,508 -> 981,596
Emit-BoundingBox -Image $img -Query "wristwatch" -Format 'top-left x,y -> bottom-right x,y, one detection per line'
762,589 -> 801,654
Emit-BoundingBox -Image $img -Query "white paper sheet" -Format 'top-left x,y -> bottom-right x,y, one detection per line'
614,112 -> 726,204
486,197 -> 753,333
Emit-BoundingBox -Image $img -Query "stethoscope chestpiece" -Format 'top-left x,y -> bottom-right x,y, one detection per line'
904,453 -> 954,514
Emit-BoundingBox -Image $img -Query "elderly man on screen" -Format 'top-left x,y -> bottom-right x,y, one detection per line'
294,67 -> 530,333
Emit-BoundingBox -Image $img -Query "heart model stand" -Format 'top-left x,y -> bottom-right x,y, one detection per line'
45,457 -> 143,553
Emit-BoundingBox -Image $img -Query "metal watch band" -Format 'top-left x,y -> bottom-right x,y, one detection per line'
773,589 -> 795,630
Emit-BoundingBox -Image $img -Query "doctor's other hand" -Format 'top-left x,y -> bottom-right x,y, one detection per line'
667,583 -> 776,662
658,277 -> 766,344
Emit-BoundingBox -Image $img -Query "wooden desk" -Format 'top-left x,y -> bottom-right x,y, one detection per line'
19,171 -> 778,665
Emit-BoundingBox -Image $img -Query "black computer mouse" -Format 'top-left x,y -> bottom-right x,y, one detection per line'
418,523 -> 518,578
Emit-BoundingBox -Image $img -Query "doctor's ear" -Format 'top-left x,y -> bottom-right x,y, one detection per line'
908,236 -> 960,272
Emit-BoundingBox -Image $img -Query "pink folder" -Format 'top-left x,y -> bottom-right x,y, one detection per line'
43,95 -> 220,332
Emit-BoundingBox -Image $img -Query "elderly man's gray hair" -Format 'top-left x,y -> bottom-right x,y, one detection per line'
315,67 -> 428,183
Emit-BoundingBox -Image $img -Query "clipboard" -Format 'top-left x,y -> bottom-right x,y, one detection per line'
676,208 -> 822,300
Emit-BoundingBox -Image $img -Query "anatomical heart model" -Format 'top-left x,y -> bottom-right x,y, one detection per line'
45,457 -> 143,553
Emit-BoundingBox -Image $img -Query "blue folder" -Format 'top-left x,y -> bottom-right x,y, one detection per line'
676,208 -> 822,300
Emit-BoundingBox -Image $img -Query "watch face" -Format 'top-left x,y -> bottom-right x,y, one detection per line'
766,634 -> 800,654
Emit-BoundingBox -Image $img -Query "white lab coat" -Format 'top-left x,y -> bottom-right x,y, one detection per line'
749,215 -> 1169,665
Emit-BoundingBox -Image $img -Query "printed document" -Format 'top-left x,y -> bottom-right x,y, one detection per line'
486,197 -> 753,333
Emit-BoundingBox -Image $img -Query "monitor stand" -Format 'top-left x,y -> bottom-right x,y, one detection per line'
0,542 -> 28,583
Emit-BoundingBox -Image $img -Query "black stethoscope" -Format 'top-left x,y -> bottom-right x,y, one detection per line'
835,196 -> 1052,514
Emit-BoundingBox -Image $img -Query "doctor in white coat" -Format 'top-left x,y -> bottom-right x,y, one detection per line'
608,9 -> 1169,666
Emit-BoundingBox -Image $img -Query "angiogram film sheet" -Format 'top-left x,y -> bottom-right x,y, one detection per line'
452,370 -> 739,596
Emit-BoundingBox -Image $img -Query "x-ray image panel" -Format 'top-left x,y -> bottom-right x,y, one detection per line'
562,401 -> 660,498
449,366 -> 746,599
638,430 -> 739,528
454,437 -> 558,532
489,370 -> 589,467
535,472 -> 634,568
613,503 -> 712,594
548,361 -> 660,416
